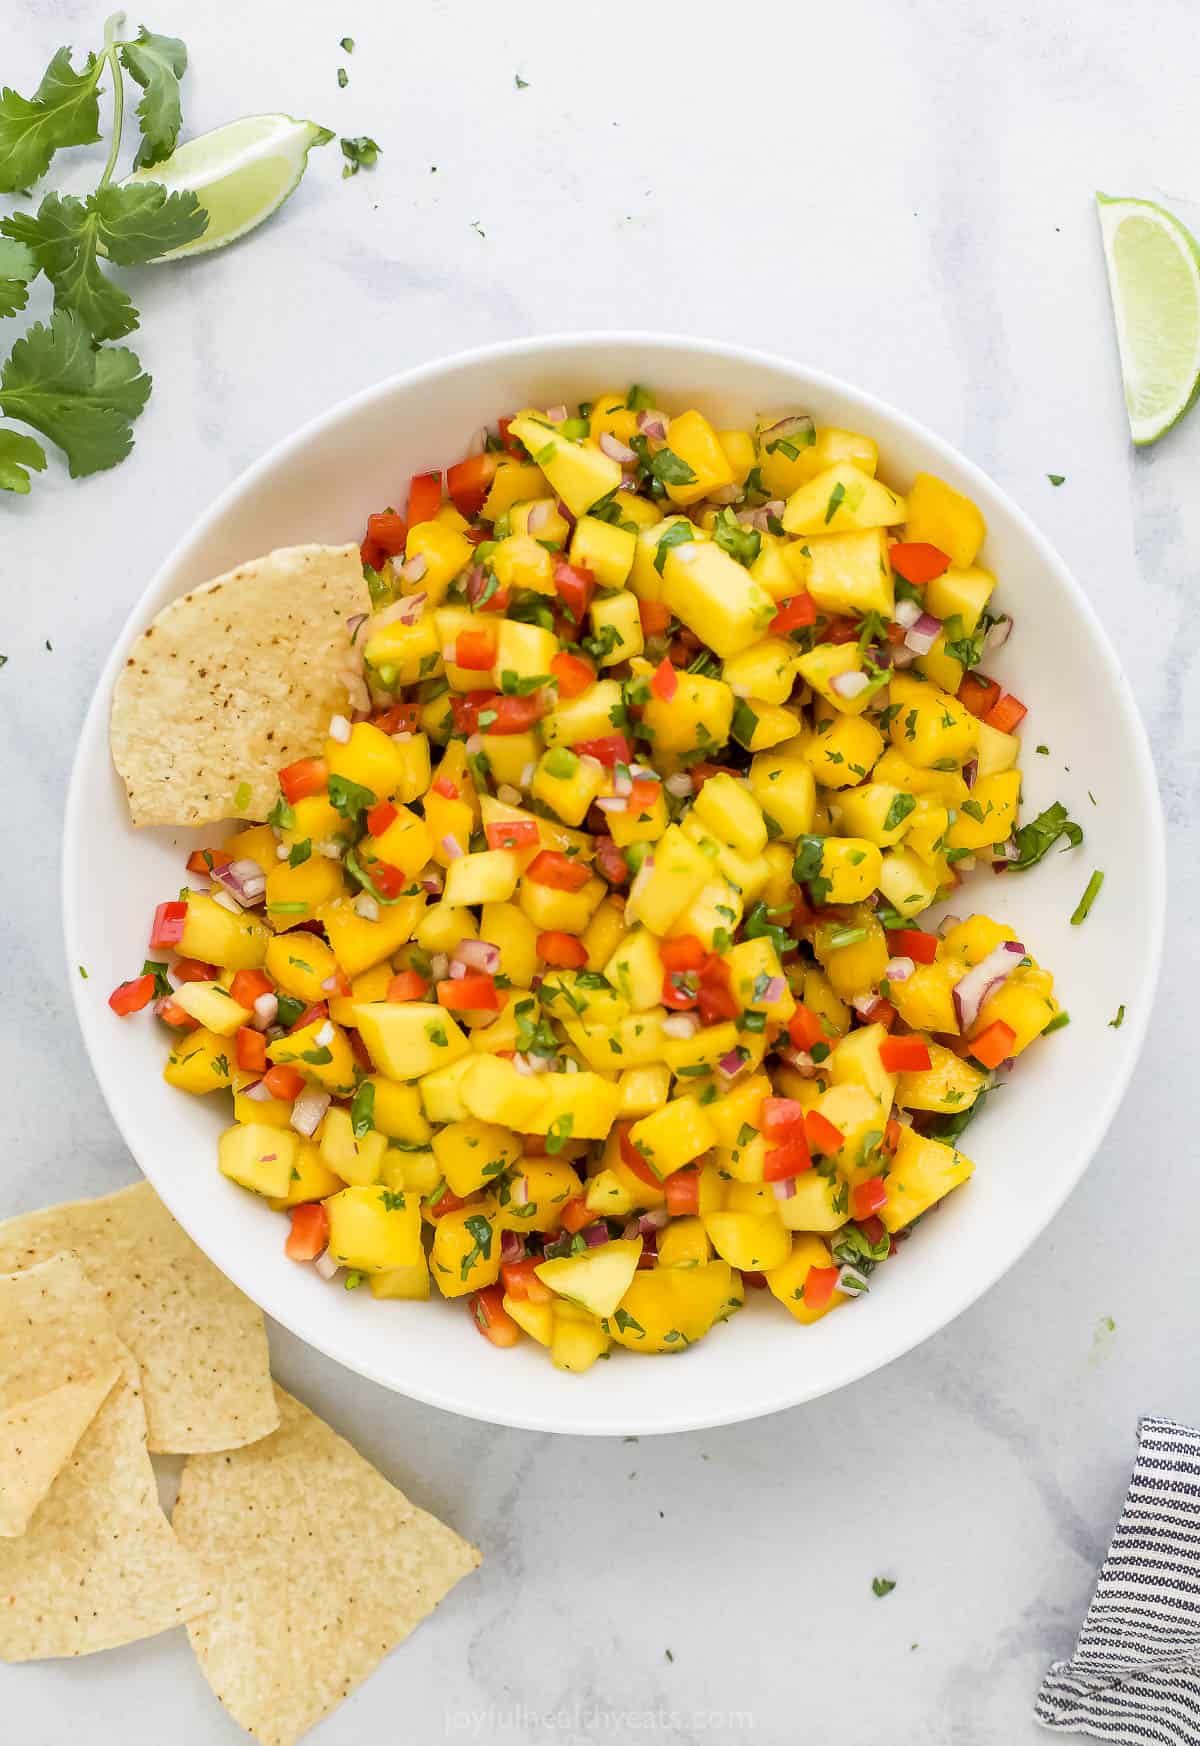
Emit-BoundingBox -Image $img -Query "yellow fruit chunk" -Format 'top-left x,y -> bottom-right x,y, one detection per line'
903,472 -> 986,569
326,1185 -> 424,1272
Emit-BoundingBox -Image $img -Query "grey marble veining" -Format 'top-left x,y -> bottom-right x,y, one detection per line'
2,0 -> 1195,1739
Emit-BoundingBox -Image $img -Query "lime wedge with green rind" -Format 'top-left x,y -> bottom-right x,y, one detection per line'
121,114 -> 333,261
1097,192 -> 1200,446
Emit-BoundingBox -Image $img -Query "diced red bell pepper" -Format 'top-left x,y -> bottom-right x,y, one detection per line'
407,470 -> 442,525
983,692 -> 1027,734
448,692 -> 495,736
661,971 -> 698,1012
364,510 -> 409,558
486,818 -> 539,851
235,1026 -> 267,1073
446,452 -> 498,518
696,956 -> 739,1023
572,733 -> 632,767
366,799 -> 398,837
595,835 -> 629,885
501,1257 -> 554,1302
552,559 -> 595,628
291,1001 -> 328,1031
969,1018 -> 1017,1069
154,996 -> 196,1030
186,847 -> 231,876
559,1195 -> 593,1233
823,615 -> 861,645
109,973 -> 157,1016
471,1285 -> 521,1347
660,935 -> 706,973
888,541 -> 950,584
364,859 -> 408,900
490,693 -> 544,734
805,1110 -> 845,1156
149,900 -> 187,948
803,1264 -> 840,1311
432,774 -> 460,800
850,1176 -> 889,1220
263,1064 -> 306,1101
664,1168 -> 700,1216
787,1004 -> 826,1052
537,931 -> 588,969
525,850 -> 590,891
229,968 -> 273,1008
278,757 -> 328,804
619,1124 -> 663,1186
285,1202 -> 330,1261
957,671 -> 1002,718
550,650 -> 595,699
886,928 -> 938,964
627,776 -> 660,815
760,1097 -> 807,1140
172,956 -> 218,983
437,973 -> 504,1012
361,534 -> 386,571
638,598 -> 672,637
372,702 -> 421,735
455,628 -> 498,671
386,970 -> 428,1002
497,416 -> 524,456
770,593 -> 817,633
883,1118 -> 902,1155
879,1035 -> 932,1073
650,657 -> 677,701
763,1136 -> 813,1180
426,1182 -> 470,1217
687,761 -> 740,789
859,1214 -> 887,1247
863,997 -> 897,1032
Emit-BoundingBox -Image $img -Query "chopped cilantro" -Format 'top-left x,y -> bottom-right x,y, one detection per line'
872,1577 -> 896,1598
1070,869 -> 1103,925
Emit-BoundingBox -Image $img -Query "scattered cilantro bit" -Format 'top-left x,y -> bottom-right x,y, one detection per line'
613,1307 -> 644,1336
350,1079 -> 375,1140
545,1113 -> 574,1154
1035,744 -> 1049,756
301,1045 -> 333,1066
340,35 -> 355,52
78,964 -> 88,979
1047,473 -> 1065,486
1108,1004 -> 1125,1030
653,519 -> 693,574
731,699 -> 760,749
1043,1010 -> 1071,1034
743,902 -> 797,958
792,835 -> 831,905
379,1189 -> 406,1212
233,780 -> 252,812
872,1577 -> 896,1598
341,134 -> 381,177
337,68 -> 348,88
1009,801 -> 1083,870
824,480 -> 846,523
288,838 -> 312,868
460,1212 -> 493,1280
883,792 -> 916,832
344,1270 -> 365,1290
141,958 -> 172,999
1070,869 -> 1104,926
928,1089 -> 988,1145
515,73 -> 529,88
328,773 -> 377,824
631,435 -> 696,487
711,506 -> 761,567
470,219 -> 486,238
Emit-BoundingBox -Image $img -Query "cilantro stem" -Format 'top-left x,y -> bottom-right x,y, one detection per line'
97,12 -> 128,191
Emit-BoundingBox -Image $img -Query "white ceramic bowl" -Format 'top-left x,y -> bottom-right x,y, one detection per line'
64,333 -> 1164,1436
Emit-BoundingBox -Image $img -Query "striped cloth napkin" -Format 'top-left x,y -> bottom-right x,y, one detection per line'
1036,1417 -> 1200,1743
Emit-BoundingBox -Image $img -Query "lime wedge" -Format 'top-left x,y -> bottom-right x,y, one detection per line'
122,115 -> 333,260
1097,192 -> 1200,445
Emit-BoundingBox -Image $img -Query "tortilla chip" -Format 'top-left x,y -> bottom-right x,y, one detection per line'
0,1373 -> 213,1660
0,1252 -> 132,1536
0,1183 -> 278,1455
174,1387 -> 480,1746
110,542 -> 369,827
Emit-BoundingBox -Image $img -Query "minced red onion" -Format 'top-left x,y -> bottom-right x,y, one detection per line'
639,1207 -> 669,1233
852,992 -> 879,1019
465,733 -> 484,757
346,611 -> 367,641
884,956 -> 916,983
290,1086 -> 330,1137
396,587 -> 428,622
526,499 -> 555,534
595,795 -> 628,814
956,853 -> 977,872
465,425 -> 488,456
429,952 -> 450,981
761,413 -> 814,447
994,837 -> 1021,864
511,1175 -> 530,1205
893,597 -> 923,630
328,713 -> 352,744
211,887 -> 242,914
555,497 -> 576,530
318,841 -> 345,860
214,858 -> 268,907
321,974 -> 341,993
374,589 -> 423,626
314,1249 -> 340,1281
442,834 -> 464,860
771,1176 -> 798,1200
837,1264 -> 869,1297
952,941 -> 1022,1033
662,1011 -> 701,1040
315,1020 -> 334,1047
252,991 -> 279,1030
500,1229 -> 525,1264
963,758 -> 978,789
717,1048 -> 747,1080
449,960 -> 467,981
354,893 -> 380,921
830,669 -> 870,700
937,913 -> 962,936
521,1051 -> 554,1074
420,871 -> 444,895
583,1222 -> 611,1248
778,1046 -> 818,1075
636,410 -> 667,441
891,646 -> 918,669
613,765 -> 633,798
760,975 -> 785,1004
454,939 -> 501,974
241,1078 -> 273,1102
546,403 -> 568,424
622,1219 -> 641,1240
664,771 -> 693,798
275,843 -> 290,860
903,611 -> 943,657
599,431 -> 637,464
706,483 -> 743,506
984,614 -> 1013,653
512,1054 -> 532,1076
497,783 -> 523,805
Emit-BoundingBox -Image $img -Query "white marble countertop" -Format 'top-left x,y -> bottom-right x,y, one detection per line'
2,0 -> 1196,1739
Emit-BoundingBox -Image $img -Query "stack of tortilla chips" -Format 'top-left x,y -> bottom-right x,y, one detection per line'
0,1182 -> 479,1745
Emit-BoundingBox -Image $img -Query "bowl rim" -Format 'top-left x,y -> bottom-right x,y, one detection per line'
63,329 -> 1166,1434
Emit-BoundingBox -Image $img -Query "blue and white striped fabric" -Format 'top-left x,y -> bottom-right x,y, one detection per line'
1036,1417 -> 1200,1744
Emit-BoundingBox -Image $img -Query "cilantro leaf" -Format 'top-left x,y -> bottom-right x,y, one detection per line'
0,45 -> 102,195
0,237 -> 37,317
0,427 -> 47,494
711,507 -> 761,567
640,441 -> 696,486
117,28 -> 187,167
653,519 -> 693,575
0,312 -> 149,476
1009,800 -> 1083,870
341,135 -> 381,177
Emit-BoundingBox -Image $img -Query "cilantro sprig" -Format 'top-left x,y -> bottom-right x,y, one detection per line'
0,14 -> 330,494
